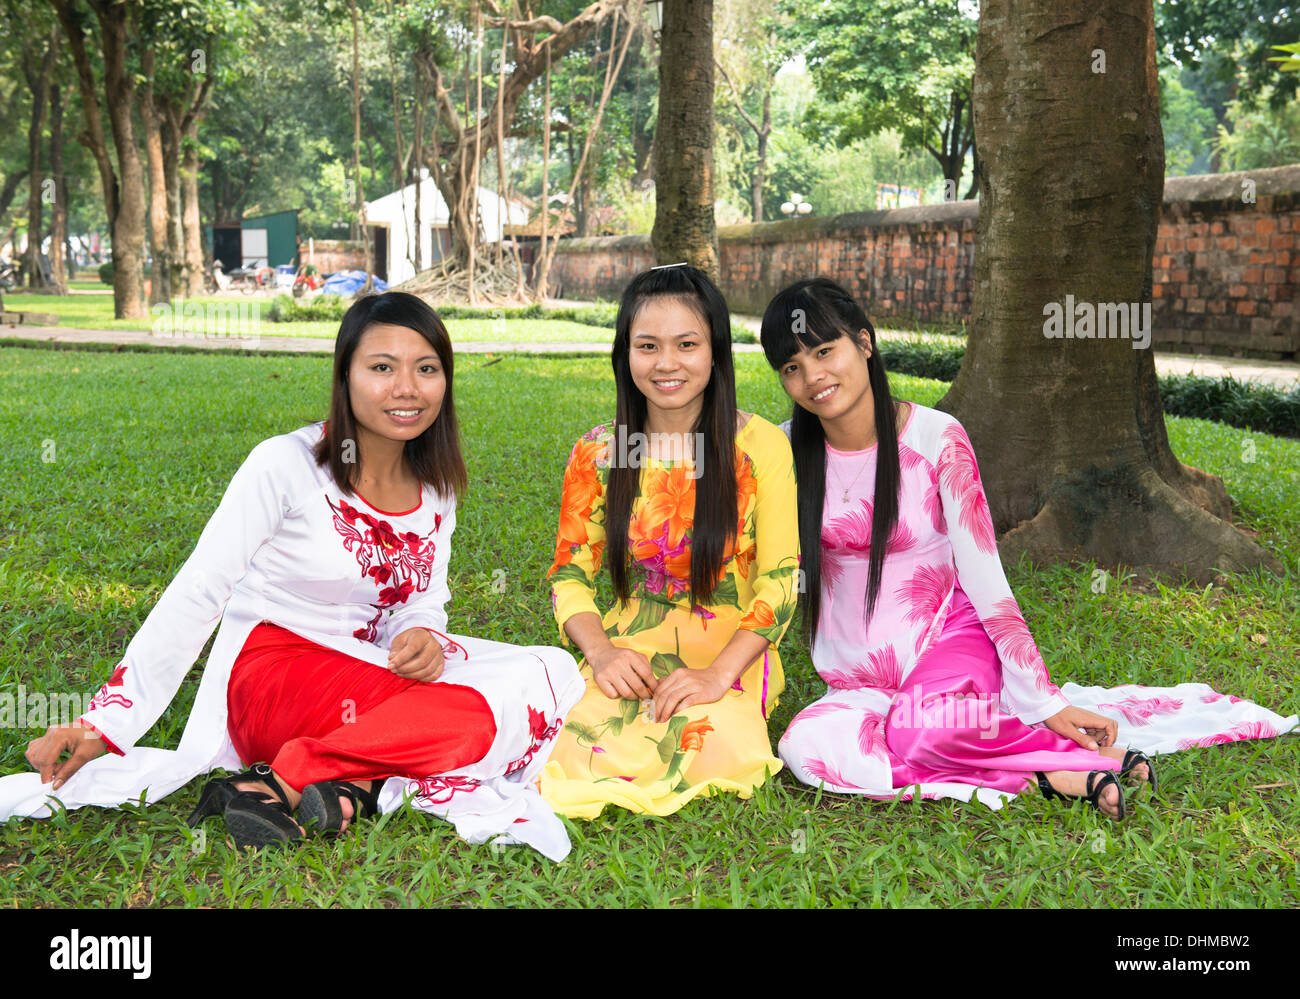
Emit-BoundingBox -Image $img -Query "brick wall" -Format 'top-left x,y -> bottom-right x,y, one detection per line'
306,239 -> 365,275
549,164 -> 1299,360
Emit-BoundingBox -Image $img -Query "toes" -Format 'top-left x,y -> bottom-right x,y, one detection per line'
1100,785 -> 1120,819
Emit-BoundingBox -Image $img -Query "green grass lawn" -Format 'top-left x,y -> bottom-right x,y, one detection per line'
4,289 -> 616,344
0,347 -> 1296,907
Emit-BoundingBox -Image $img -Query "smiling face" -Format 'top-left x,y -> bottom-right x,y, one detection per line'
347,322 -> 446,453
779,330 -> 875,431
627,296 -> 714,430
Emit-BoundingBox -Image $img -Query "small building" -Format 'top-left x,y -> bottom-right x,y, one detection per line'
207,209 -> 301,272
364,171 -> 529,286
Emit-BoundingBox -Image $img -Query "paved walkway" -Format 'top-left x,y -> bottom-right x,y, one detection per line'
4,321 -> 1297,388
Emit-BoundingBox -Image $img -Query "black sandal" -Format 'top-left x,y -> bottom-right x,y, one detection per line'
187,763 -> 272,827
220,762 -> 303,849
297,778 -> 383,837
1120,749 -> 1158,794
1035,769 -> 1127,821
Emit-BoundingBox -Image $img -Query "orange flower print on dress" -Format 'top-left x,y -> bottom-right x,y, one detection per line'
735,453 -> 758,521
557,439 -> 607,549
740,599 -> 775,631
732,541 -> 757,581
680,717 -> 714,752
551,439 -> 608,578
630,486 -> 694,600
637,465 -> 697,551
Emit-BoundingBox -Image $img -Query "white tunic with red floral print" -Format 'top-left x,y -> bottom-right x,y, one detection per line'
779,404 -> 1297,806
0,423 -> 584,860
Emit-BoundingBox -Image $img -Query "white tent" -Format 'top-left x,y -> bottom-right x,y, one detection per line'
364,170 -> 529,286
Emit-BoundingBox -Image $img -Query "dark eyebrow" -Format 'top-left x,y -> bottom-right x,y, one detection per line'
630,329 -> 705,340
365,352 -> 440,362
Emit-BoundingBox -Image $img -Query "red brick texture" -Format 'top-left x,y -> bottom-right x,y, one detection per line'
548,165 -> 1300,360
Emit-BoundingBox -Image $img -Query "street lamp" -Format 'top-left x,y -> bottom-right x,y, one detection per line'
781,192 -> 811,217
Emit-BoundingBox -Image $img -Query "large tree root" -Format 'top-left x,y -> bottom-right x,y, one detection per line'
395,256 -> 531,305
998,463 -> 1285,584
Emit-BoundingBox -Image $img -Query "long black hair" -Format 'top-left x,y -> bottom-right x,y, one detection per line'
759,278 -> 900,638
313,291 -> 467,500
607,265 -> 738,605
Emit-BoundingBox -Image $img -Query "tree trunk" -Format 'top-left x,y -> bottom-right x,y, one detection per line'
181,125 -> 205,296
99,1 -> 147,319
935,0 -> 1280,583
140,51 -> 171,305
51,0 -> 118,233
47,81 -> 68,292
651,0 -> 717,279
0,170 -> 29,222
161,107 -> 184,300
349,0 -> 372,291
23,26 -> 56,290
412,67 -> 424,272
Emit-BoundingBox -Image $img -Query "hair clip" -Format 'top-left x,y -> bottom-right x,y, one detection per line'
650,261 -> 690,270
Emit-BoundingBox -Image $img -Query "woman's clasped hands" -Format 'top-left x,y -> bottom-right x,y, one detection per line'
589,641 -> 728,723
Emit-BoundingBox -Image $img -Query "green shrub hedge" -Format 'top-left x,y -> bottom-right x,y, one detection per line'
875,337 -> 1299,439
266,294 -> 349,323
1158,374 -> 1300,439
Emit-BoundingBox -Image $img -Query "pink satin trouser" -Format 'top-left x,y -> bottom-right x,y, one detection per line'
886,587 -> 1118,792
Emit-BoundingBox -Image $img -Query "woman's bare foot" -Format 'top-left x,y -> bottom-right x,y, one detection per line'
1098,744 -> 1150,784
1037,769 -> 1124,820
295,779 -> 377,835
334,780 -> 372,834
233,770 -> 305,834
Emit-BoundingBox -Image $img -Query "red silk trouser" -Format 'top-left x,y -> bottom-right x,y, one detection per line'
226,622 -> 496,791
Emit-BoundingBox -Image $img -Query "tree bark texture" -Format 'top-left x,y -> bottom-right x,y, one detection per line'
935,0 -> 1281,583
47,81 -> 68,292
22,26 -> 56,289
651,0 -> 717,280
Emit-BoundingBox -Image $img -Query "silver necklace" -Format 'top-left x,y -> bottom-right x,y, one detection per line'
832,452 -> 871,503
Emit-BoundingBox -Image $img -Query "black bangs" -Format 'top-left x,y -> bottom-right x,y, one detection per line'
759,279 -> 862,370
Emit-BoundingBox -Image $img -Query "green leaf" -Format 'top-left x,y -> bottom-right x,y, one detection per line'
624,596 -> 670,635
710,575 -> 743,609
656,715 -> 688,763
563,720 -> 601,746
651,652 -> 687,678
548,562 -> 591,586
672,777 -> 690,794
620,697 -> 641,726
604,713 -> 624,737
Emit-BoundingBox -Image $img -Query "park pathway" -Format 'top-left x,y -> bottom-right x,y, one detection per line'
3,320 -> 1297,388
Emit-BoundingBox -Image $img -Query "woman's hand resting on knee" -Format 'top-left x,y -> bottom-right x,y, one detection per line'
589,644 -> 657,701
1043,705 -> 1118,752
26,723 -> 108,789
388,628 -> 446,682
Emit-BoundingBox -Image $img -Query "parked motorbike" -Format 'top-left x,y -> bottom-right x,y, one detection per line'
215,259 -> 275,294
291,264 -> 323,298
